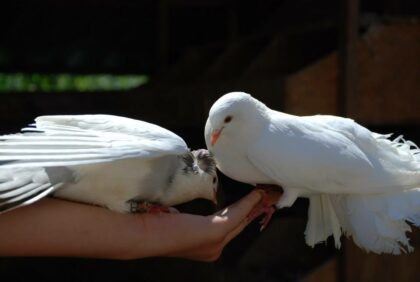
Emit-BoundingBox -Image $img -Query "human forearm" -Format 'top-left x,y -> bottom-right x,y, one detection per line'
0,190 -> 264,261
0,198 -> 152,259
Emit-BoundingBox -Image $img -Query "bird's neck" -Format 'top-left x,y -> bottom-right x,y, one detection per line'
163,170 -> 204,206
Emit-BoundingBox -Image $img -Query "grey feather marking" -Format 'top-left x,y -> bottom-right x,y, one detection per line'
128,155 -> 179,203
45,166 -> 77,184
181,151 -> 198,175
193,149 -> 217,175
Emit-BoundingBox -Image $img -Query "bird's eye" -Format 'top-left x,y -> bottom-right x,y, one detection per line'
212,177 -> 217,184
224,115 -> 233,123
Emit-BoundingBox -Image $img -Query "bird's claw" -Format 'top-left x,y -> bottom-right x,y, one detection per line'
249,197 -> 276,231
247,185 -> 283,231
130,201 -> 177,214
259,205 -> 276,231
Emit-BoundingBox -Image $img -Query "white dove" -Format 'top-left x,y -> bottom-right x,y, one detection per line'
205,92 -> 420,255
0,114 -> 218,214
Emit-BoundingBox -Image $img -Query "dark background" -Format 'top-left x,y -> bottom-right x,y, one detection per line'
1,0 -> 419,281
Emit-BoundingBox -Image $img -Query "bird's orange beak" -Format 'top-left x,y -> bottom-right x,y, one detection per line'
210,129 -> 222,146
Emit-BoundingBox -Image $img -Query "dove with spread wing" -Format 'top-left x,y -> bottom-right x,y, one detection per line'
0,115 -> 218,214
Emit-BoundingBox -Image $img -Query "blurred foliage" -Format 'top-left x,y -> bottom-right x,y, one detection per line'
0,73 -> 149,93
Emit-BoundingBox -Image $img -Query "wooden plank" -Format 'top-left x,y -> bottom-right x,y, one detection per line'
344,229 -> 420,282
284,23 -> 420,124
301,258 -> 337,282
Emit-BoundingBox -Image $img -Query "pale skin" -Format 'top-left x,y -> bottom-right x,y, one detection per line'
0,190 -> 269,262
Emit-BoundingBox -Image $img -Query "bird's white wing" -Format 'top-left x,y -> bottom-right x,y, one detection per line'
247,113 -> 420,254
247,113 -> 397,195
301,114 -> 420,185
0,114 -> 188,168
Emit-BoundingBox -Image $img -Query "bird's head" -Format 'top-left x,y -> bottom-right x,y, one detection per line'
176,149 -> 218,205
205,92 -> 268,148
192,149 -> 218,204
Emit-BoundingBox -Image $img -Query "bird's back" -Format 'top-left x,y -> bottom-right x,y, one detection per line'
301,114 -> 420,188
261,111 -> 420,194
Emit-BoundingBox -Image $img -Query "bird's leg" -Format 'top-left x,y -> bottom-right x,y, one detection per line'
129,200 -> 176,214
256,184 -> 284,194
248,184 -> 283,231
255,196 -> 276,231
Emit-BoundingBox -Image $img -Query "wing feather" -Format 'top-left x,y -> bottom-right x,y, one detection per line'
0,114 -> 188,168
248,113 -> 403,195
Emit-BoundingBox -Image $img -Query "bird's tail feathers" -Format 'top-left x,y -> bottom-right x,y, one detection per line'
305,195 -> 342,249
306,189 -> 420,254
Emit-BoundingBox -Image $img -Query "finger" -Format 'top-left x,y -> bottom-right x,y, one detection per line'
213,190 -> 263,227
222,193 -> 277,245
168,207 -> 180,214
221,218 -> 250,247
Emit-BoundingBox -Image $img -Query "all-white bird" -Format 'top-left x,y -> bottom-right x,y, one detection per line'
0,114 -> 218,214
205,92 -> 420,255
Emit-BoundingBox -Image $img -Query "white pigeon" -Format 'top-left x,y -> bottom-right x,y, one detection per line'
0,114 -> 218,214
205,92 -> 420,255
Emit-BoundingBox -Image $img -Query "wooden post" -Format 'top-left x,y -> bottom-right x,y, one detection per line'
337,1 -> 359,281
338,0 -> 359,117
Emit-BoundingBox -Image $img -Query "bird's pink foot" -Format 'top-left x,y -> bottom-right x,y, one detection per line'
130,201 -> 177,214
248,184 -> 283,231
255,184 -> 284,194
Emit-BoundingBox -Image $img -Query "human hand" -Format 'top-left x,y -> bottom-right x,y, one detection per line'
0,190 -> 264,261
139,189 -> 265,261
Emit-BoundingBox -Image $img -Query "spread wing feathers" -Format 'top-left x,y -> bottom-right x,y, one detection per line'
0,115 -> 189,168
0,168 -> 62,213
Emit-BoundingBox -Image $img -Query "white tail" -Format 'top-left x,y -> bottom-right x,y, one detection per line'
305,189 -> 420,254
305,195 -> 342,249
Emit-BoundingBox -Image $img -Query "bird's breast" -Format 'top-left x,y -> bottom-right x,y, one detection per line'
215,153 -> 272,185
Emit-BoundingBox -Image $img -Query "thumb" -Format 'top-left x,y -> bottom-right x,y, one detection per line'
218,190 -> 265,245
214,190 -> 264,227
